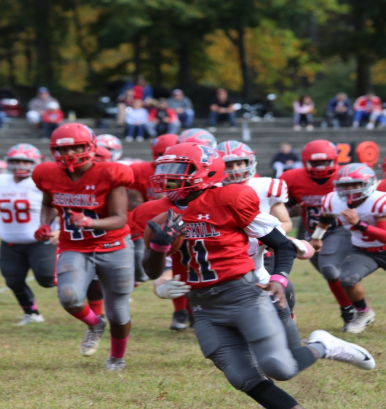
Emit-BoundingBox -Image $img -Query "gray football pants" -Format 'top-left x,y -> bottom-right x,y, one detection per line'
186,272 -> 303,392
57,236 -> 134,325
309,226 -> 352,281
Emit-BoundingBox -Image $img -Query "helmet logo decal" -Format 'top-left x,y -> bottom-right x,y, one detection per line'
310,153 -> 327,160
57,138 -> 75,145
199,145 -> 218,165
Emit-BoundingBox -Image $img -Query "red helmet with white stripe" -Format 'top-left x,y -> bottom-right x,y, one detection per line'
302,140 -> 338,178
334,163 -> 376,203
217,140 -> 257,184
178,128 -> 217,148
151,134 -> 179,160
0,160 -> 7,174
50,123 -> 96,171
96,134 -> 122,161
94,146 -> 112,163
5,143 -> 41,177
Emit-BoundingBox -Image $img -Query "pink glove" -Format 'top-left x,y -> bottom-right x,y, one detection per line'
34,224 -> 52,241
68,210 -> 93,228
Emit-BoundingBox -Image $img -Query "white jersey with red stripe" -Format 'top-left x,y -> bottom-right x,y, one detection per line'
322,190 -> 386,248
246,177 -> 288,213
0,174 -> 43,244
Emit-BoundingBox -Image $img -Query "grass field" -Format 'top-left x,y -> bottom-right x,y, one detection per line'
0,260 -> 385,409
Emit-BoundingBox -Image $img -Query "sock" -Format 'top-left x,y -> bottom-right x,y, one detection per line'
172,296 -> 187,312
290,346 -> 317,371
327,280 -> 352,307
353,298 -> 368,312
71,305 -> 100,326
22,305 -> 40,315
110,335 -> 129,359
306,342 -> 326,359
88,300 -> 104,316
246,380 -> 298,409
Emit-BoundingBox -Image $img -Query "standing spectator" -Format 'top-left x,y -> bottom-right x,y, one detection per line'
146,99 -> 179,137
271,142 -> 303,177
117,89 -> 135,127
119,75 -> 153,102
208,88 -> 236,131
168,89 -> 195,128
124,99 -> 149,142
326,93 -> 352,128
41,101 -> 64,140
293,95 -> 314,131
352,92 -> 382,128
26,87 -> 60,127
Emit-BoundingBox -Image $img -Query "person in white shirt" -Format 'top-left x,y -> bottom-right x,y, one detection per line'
124,99 -> 149,142
0,144 -> 58,325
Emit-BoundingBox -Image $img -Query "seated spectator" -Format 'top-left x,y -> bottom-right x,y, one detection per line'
117,89 -> 135,127
41,101 -> 64,140
146,99 -> 179,137
352,92 -> 382,128
208,88 -> 236,131
293,95 -> 314,131
26,87 -> 60,127
124,99 -> 149,142
168,89 -> 195,128
368,102 -> 386,129
326,93 -> 352,128
271,142 -> 303,178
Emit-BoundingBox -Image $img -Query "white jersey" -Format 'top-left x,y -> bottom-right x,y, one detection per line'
0,174 -> 43,243
322,190 -> 386,248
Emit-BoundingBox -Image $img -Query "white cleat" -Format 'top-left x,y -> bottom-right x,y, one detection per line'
105,356 -> 126,372
80,316 -> 107,357
16,313 -> 45,326
345,309 -> 375,334
307,330 -> 375,371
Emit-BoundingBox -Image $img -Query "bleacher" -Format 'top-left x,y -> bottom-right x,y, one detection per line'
0,117 -> 384,176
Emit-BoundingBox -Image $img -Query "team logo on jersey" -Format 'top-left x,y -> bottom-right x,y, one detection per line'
197,214 -> 210,220
53,193 -> 99,207
86,185 -> 95,190
184,222 -> 220,239
199,145 -> 218,165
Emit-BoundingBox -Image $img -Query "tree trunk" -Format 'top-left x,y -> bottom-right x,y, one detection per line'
178,44 -> 190,88
25,44 -> 33,83
356,54 -> 371,96
5,49 -> 16,85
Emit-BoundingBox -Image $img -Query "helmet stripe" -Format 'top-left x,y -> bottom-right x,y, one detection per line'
371,193 -> 386,212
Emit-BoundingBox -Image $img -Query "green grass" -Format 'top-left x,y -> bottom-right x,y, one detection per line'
0,260 -> 385,409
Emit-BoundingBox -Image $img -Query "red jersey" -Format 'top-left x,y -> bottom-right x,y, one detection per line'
377,179 -> 386,192
129,161 -> 158,201
280,168 -> 337,233
131,184 -> 260,289
32,162 -> 134,253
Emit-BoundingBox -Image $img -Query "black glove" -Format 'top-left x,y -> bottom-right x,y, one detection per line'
147,209 -> 185,246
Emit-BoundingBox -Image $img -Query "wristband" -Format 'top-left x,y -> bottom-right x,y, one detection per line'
150,242 -> 172,253
269,274 -> 288,288
353,220 -> 368,232
311,227 -> 327,240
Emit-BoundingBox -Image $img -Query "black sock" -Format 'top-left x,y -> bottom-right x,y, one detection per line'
353,298 -> 367,310
246,380 -> 298,409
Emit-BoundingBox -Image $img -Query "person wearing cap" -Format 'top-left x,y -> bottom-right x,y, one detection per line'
167,89 -> 195,128
146,99 -> 180,137
26,87 -> 60,127
41,101 -> 64,140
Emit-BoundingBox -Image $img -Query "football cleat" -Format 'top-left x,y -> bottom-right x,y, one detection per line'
188,313 -> 195,328
16,313 -> 45,326
344,309 -> 375,334
105,357 -> 126,372
170,309 -> 188,331
340,306 -> 356,331
80,316 -> 107,357
306,329 -> 375,370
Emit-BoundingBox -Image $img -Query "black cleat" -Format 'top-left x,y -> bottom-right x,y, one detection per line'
170,309 -> 188,331
188,313 -> 195,328
340,306 -> 356,331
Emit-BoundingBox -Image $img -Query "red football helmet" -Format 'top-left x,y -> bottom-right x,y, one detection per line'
96,134 -> 122,161
217,140 -> 257,184
334,163 -> 376,203
178,128 -> 217,148
5,143 -> 41,177
0,160 -> 7,174
151,134 -> 179,160
118,157 -> 144,166
151,142 -> 226,199
94,146 -> 112,163
382,156 -> 386,179
302,140 -> 338,178
50,123 -> 96,171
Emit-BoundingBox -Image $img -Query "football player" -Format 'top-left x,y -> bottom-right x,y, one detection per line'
96,134 -> 122,161
311,163 -> 386,333
94,146 -> 112,163
132,142 -> 374,409
377,156 -> 386,192
280,140 -> 354,328
33,123 -> 135,371
0,159 -> 7,173
178,128 -> 217,148
0,144 -> 57,325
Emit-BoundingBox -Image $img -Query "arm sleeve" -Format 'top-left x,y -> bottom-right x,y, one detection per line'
232,186 -> 261,228
244,212 -> 281,238
358,221 -> 386,244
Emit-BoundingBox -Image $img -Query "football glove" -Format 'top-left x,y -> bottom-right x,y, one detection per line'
147,209 -> 185,246
34,224 -> 52,241
155,275 -> 191,299
68,210 -> 93,228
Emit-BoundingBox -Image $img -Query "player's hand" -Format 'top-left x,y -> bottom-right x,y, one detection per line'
340,208 -> 359,225
48,229 -> 60,245
310,238 -> 323,252
147,209 -> 185,246
155,275 -> 191,299
256,281 -> 287,309
289,202 -> 303,217
34,224 -> 53,241
68,210 -> 93,228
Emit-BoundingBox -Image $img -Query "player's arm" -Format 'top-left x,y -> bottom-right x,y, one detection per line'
270,202 -> 292,234
128,189 -> 145,211
34,192 -> 57,241
285,196 -> 303,217
309,213 -> 335,252
340,210 -> 386,243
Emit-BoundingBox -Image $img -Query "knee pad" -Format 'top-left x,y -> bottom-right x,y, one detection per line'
320,264 -> 341,281
259,356 -> 297,381
340,272 -> 361,288
106,299 -> 130,325
223,364 -> 261,391
58,284 -> 83,310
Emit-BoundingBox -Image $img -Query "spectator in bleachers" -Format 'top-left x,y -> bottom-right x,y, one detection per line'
271,142 -> 303,178
326,92 -> 352,128
208,88 -> 236,132
367,102 -> 386,129
124,99 -> 149,142
352,92 -> 382,128
146,99 -> 179,137
117,89 -> 135,127
0,103 -> 5,129
26,87 -> 60,128
41,101 -> 64,140
293,95 -> 314,131
168,89 -> 195,128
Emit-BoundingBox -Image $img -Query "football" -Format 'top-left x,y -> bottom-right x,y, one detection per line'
143,211 -> 185,256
